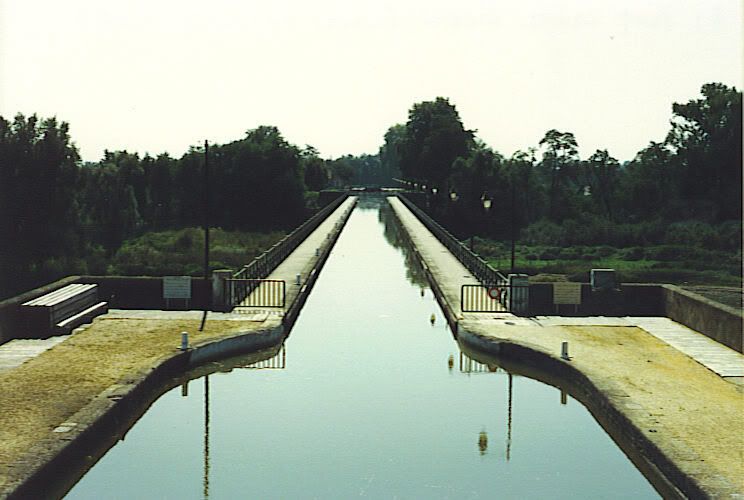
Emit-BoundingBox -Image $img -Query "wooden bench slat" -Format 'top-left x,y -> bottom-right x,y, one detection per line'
23,284 -> 95,307
56,302 -> 108,330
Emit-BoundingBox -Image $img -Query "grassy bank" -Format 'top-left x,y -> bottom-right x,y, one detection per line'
109,228 -> 286,276
475,240 -> 742,288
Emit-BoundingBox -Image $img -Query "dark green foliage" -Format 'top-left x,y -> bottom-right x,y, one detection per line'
109,228 -> 284,276
0,114 -> 82,297
398,97 -> 474,187
394,84 -> 740,270
0,118 -> 313,299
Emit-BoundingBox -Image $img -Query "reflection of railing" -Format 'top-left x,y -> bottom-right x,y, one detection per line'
396,194 -> 507,286
459,352 -> 501,373
227,279 -> 286,308
237,345 -> 286,370
233,194 -> 348,281
461,283 -> 511,312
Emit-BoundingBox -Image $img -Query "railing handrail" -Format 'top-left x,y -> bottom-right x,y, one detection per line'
396,193 -> 508,286
233,194 -> 349,281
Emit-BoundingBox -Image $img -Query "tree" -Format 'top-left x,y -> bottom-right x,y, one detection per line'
0,114 -> 81,286
301,146 -> 329,192
584,149 -> 620,221
666,83 -> 742,221
538,129 -> 580,221
398,97 -> 474,187
379,124 -> 404,183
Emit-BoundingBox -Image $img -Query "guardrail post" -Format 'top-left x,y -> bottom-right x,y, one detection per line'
508,274 -> 530,315
211,270 -> 233,311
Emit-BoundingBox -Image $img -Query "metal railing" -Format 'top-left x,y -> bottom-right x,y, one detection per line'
227,279 -> 286,308
396,193 -> 507,286
461,283 -> 510,312
233,194 -> 348,281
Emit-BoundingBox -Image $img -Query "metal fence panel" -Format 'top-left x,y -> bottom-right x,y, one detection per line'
461,284 -> 511,312
227,279 -> 286,308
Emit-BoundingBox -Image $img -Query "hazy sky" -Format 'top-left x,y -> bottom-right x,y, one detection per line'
1,0 -> 741,163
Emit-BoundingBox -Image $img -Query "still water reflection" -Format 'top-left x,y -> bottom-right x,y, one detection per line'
66,198 -> 657,499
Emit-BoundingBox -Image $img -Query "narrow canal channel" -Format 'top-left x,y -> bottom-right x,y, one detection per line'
66,198 -> 658,499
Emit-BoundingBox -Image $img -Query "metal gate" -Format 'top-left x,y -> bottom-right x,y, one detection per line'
461,283 -> 510,312
227,279 -> 286,308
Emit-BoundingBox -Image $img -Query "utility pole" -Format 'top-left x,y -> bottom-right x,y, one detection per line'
199,140 -> 210,331
510,180 -> 516,273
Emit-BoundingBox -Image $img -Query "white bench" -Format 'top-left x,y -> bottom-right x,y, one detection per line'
22,284 -> 108,335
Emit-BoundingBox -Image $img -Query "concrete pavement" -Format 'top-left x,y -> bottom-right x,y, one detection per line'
0,196 -> 357,499
387,195 -> 744,499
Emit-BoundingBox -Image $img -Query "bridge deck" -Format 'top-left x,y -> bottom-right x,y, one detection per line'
387,196 -> 482,320
235,196 -> 357,316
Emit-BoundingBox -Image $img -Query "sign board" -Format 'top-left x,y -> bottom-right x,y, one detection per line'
487,287 -> 502,301
553,282 -> 582,305
163,276 -> 192,300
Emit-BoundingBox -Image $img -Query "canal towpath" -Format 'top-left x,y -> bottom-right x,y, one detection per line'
387,195 -> 744,499
0,196 -> 357,499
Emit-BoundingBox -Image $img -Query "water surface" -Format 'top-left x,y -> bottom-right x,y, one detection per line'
67,198 -> 657,499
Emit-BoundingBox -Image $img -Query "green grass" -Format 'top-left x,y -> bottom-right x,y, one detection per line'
109,228 -> 286,276
476,240 -> 742,287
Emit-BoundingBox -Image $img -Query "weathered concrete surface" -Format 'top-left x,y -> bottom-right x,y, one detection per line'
0,196 -> 358,499
0,315 -> 280,498
388,195 -> 744,499
663,285 -> 744,353
459,319 -> 744,498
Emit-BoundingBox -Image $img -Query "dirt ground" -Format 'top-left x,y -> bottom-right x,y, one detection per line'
0,316 -> 267,493
460,320 -> 744,497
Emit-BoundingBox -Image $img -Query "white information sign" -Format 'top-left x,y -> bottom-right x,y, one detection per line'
163,276 -> 192,300
553,282 -> 582,305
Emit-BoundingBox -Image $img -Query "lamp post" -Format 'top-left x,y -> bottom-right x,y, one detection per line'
481,194 -> 492,256
510,181 -> 516,273
199,140 -> 210,332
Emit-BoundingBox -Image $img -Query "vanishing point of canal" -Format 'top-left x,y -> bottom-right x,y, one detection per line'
66,198 -> 658,499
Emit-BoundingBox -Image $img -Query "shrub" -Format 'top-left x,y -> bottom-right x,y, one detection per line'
620,247 -> 645,260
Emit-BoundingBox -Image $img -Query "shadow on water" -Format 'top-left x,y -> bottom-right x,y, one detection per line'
35,344 -> 286,500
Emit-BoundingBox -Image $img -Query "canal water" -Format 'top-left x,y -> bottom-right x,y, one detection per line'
66,198 -> 657,499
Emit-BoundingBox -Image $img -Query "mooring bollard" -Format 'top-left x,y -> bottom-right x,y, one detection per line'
180,332 -> 189,351
561,341 -> 570,360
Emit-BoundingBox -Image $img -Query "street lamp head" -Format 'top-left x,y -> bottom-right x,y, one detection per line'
481,193 -> 492,210
450,191 -> 458,202
432,187 -> 438,194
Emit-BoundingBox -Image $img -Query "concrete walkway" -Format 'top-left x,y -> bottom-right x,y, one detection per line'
237,196 -> 357,315
388,196 -> 744,499
534,316 -> 744,379
0,196 -> 357,499
0,336 -> 69,373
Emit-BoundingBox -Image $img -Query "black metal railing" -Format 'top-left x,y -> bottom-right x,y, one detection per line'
233,194 -> 349,281
227,279 -> 286,308
396,193 -> 507,286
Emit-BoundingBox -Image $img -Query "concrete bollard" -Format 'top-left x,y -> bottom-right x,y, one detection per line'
180,332 -> 189,351
561,341 -> 570,360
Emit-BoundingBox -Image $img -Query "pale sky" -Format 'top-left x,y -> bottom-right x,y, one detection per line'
1,0 -> 741,163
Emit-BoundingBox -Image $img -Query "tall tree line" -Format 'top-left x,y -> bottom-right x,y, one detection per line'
0,122 -> 336,298
380,84 -> 742,249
